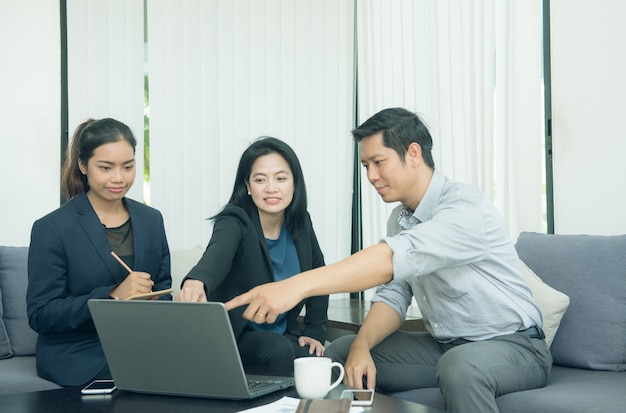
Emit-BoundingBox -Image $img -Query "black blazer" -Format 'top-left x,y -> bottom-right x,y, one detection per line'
183,205 -> 328,343
26,192 -> 171,386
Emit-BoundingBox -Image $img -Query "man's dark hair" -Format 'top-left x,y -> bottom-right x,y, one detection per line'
352,107 -> 435,169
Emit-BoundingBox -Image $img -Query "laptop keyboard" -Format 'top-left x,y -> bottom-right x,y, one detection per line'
247,380 -> 280,392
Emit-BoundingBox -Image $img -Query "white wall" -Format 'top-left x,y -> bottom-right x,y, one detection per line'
0,0 -> 61,246
550,0 -> 626,235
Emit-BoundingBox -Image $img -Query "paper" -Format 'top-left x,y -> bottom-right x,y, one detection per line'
236,396 -> 364,413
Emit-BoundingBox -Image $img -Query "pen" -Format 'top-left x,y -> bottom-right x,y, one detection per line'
110,251 -> 133,274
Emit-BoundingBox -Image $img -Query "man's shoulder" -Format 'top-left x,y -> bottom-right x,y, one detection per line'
440,176 -> 485,205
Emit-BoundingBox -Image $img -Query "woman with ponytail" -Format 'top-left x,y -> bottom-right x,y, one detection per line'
26,118 -> 172,387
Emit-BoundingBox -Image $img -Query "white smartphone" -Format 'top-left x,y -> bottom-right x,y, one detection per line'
340,389 -> 375,406
81,379 -> 117,395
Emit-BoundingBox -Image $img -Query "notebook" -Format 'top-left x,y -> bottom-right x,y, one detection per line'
87,299 -> 295,399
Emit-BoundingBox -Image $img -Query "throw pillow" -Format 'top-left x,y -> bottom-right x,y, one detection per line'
516,232 -> 626,371
0,246 -> 38,356
519,260 -> 570,347
170,246 -> 205,294
0,288 -> 14,359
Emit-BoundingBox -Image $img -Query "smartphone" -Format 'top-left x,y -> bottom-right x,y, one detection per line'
81,379 -> 117,395
340,389 -> 375,406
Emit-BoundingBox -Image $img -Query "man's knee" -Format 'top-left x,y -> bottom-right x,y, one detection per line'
324,334 -> 356,363
437,346 -> 500,413
324,334 -> 357,379
437,345 -> 494,391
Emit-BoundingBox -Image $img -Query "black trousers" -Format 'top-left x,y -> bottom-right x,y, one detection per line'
238,330 -> 316,376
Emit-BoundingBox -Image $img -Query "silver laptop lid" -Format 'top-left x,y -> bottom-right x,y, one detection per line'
88,300 -> 291,399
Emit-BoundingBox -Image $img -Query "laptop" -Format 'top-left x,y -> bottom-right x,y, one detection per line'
87,299 -> 295,399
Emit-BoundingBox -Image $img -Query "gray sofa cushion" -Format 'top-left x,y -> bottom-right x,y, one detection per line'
0,288 -> 13,359
515,232 -> 626,371
494,366 -> 626,413
0,246 -> 38,356
0,356 -> 61,396
390,366 -> 626,413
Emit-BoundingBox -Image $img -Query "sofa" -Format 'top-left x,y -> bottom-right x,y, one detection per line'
3,233 -> 626,410
389,232 -> 626,412
0,247 -> 61,395
0,245 -> 203,396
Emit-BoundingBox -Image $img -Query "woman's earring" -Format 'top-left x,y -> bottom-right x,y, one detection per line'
247,191 -> 251,195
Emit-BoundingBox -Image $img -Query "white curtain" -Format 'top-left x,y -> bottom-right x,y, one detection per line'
66,0 -> 145,202
146,0 -> 355,267
356,0 -> 430,249
357,0 -> 545,251
64,0 -> 544,281
493,1 -> 544,236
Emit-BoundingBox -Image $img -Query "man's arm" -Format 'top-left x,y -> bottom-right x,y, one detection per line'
225,243 -> 394,323
343,301 -> 403,390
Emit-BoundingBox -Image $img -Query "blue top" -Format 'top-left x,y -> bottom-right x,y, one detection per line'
247,224 -> 301,334
375,170 -> 542,342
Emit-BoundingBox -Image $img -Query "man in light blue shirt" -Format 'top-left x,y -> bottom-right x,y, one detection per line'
380,170 -> 543,342
227,107 -> 552,413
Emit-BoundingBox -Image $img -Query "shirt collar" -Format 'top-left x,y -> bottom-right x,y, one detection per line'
397,170 -> 445,229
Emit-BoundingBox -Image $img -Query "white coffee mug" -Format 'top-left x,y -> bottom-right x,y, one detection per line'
294,357 -> 345,399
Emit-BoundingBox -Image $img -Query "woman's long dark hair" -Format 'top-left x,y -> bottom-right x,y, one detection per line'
217,136 -> 308,238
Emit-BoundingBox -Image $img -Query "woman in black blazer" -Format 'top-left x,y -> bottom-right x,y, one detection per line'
26,118 -> 172,387
177,137 -> 328,376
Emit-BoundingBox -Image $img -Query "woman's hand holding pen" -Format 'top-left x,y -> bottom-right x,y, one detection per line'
109,271 -> 155,300
109,251 -> 154,300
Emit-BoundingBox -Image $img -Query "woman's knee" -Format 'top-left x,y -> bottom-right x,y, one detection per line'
261,334 -> 294,361
240,332 -> 295,373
